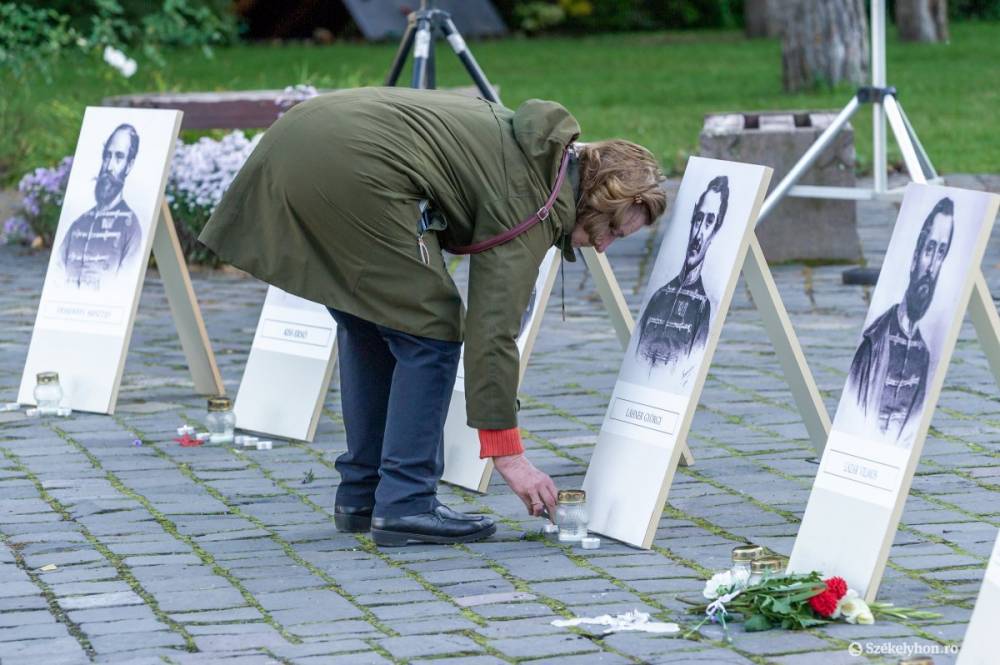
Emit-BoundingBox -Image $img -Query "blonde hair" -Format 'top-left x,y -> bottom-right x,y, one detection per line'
575,140 -> 666,245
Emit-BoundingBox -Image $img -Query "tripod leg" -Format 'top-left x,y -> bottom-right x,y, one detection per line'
426,18 -> 437,89
883,95 -> 926,183
871,0 -> 889,196
410,17 -> 433,89
756,96 -> 862,225
385,21 -> 416,86
895,102 -> 939,181
440,18 -> 500,104
872,99 -> 889,195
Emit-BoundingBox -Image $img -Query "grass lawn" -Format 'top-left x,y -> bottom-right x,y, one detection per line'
4,21 -> 999,184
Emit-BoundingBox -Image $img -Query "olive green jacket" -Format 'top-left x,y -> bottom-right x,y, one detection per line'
199,87 -> 580,429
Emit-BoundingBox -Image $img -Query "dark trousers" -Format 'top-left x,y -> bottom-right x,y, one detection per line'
327,308 -> 461,518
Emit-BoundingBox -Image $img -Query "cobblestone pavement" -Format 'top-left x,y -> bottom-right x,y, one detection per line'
1,175 -> 999,665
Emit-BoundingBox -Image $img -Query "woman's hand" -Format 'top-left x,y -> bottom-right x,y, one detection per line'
493,453 -> 558,519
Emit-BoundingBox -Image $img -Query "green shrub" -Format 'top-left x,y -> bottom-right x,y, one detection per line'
950,0 -> 1000,19
498,0 -> 745,33
514,2 -> 567,33
0,1 -> 238,184
18,0 -> 239,51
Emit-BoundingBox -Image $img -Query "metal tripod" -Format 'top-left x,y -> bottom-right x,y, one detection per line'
755,0 -> 942,284
384,0 -> 500,103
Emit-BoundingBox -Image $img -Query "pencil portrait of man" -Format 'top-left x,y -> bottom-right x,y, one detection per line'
636,175 -> 729,369
59,123 -> 142,289
847,197 -> 954,444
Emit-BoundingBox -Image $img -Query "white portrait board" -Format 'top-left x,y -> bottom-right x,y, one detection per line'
441,247 -> 560,492
583,156 -> 773,548
18,107 -> 184,413
233,285 -> 338,441
957,530 -> 1000,665
788,184 -> 999,600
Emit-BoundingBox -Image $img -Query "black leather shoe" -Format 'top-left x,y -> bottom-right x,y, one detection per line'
334,505 -> 373,533
371,505 -> 496,546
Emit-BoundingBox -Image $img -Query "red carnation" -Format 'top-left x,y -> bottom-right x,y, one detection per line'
808,589 -> 839,618
824,576 -> 848,600
175,434 -> 204,447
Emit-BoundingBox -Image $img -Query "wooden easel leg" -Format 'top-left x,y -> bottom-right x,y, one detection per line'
969,274 -> 1000,391
579,247 -> 695,467
579,248 -> 635,346
742,237 -> 832,454
151,201 -> 225,396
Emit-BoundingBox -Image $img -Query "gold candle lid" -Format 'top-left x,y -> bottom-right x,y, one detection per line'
750,557 -> 783,574
732,544 -> 764,562
36,372 -> 59,385
557,489 -> 586,504
207,397 -> 233,412
898,658 -> 934,665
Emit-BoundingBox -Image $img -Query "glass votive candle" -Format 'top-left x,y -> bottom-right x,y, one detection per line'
555,489 -> 588,543
34,372 -> 63,414
206,397 -> 236,443
748,557 -> 783,586
731,543 -> 764,587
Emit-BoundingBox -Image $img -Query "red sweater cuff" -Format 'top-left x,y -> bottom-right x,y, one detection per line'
478,428 -> 524,459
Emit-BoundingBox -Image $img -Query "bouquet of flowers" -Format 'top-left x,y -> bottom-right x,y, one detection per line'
685,570 -> 938,638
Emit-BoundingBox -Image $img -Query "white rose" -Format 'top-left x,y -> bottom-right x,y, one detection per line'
831,588 -> 853,619
837,590 -> 874,624
703,571 -> 735,600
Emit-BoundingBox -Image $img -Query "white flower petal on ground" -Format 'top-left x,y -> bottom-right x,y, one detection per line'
552,609 -> 679,635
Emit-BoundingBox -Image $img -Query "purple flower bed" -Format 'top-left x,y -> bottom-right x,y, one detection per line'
1,157 -> 74,246
167,131 -> 264,264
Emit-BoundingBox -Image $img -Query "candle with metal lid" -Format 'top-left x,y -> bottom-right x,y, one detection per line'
33,372 -> 63,415
555,489 -> 588,543
206,397 -> 236,443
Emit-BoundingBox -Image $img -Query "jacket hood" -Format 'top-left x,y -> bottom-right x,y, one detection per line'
512,99 -> 581,181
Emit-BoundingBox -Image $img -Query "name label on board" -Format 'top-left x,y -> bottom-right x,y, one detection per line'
43,300 -> 125,326
814,429 -> 909,509
610,398 -> 678,435
261,319 -> 333,348
601,381 -> 688,450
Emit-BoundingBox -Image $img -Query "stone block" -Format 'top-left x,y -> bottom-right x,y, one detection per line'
699,110 -> 861,263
